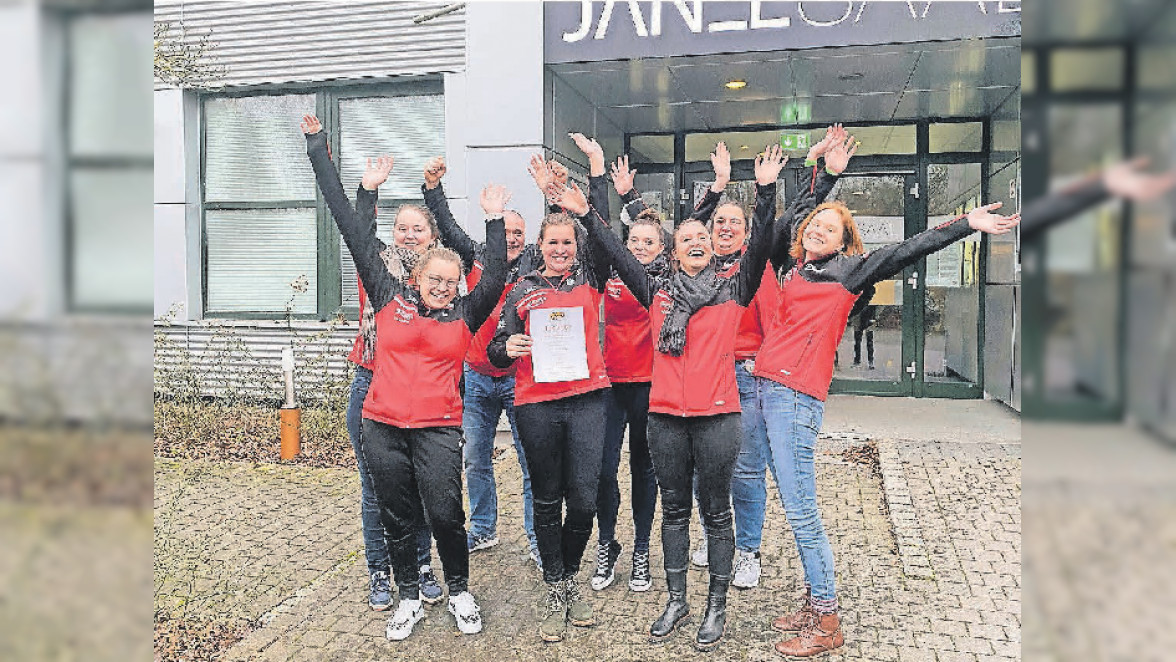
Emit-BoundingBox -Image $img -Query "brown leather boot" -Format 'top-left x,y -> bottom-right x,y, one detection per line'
771,602 -> 816,633
773,612 -> 844,658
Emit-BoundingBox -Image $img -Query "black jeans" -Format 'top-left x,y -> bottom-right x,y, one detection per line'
647,412 -> 741,581
360,420 -> 469,599
514,389 -> 608,584
598,382 -> 658,552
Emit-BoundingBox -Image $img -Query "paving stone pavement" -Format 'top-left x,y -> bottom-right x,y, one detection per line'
156,424 -> 1021,662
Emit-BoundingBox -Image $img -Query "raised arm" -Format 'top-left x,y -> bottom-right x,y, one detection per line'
554,182 -> 655,309
1020,158 -> 1176,239
302,115 -> 398,311
688,141 -> 732,223
464,184 -> 510,332
421,156 -> 479,271
569,132 -> 613,221
771,126 -> 854,268
733,146 -> 783,305
843,203 -> 1020,294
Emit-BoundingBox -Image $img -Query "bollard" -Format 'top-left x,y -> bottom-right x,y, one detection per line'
279,347 -> 301,459
280,406 -> 301,459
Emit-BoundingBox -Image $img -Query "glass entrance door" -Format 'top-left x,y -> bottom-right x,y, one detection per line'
824,173 -> 917,395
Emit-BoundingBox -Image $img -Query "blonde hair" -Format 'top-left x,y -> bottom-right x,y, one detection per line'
790,202 -> 864,261
538,212 -> 578,243
412,246 -> 464,280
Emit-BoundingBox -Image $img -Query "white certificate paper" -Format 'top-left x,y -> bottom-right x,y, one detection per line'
529,307 -> 589,383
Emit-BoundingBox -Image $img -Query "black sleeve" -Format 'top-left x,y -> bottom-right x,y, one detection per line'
464,217 -> 507,332
580,206 -> 654,309
487,287 -> 525,369
688,186 -> 723,223
770,165 -> 839,269
842,215 -> 975,294
423,182 -> 481,272
306,131 -> 399,311
733,182 -> 776,306
588,174 -> 611,222
357,182 -> 379,238
1020,176 -> 1109,240
618,188 -> 649,221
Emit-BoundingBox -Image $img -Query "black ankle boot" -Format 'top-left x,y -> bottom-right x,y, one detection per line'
649,569 -> 690,639
695,575 -> 728,650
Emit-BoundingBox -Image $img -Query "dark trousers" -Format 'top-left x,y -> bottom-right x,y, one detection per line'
514,389 -> 608,584
360,420 -> 469,600
598,382 -> 658,552
647,412 -> 741,581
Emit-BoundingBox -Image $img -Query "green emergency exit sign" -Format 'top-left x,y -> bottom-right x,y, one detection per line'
780,132 -> 810,150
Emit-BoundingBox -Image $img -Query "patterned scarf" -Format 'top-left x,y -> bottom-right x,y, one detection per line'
359,245 -> 422,364
656,263 -> 722,357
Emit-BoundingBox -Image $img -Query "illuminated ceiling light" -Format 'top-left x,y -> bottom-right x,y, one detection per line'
739,145 -> 750,150
725,79 -> 748,90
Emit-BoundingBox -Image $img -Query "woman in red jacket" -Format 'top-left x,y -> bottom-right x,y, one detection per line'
305,119 -> 508,642
755,136 -> 1020,656
485,175 -> 613,643
300,116 -> 439,611
566,142 -> 786,651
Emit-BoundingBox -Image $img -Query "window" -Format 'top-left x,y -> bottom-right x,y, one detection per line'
68,12 -> 153,312
200,83 -> 444,318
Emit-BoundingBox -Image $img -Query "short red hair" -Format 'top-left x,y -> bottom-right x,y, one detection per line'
790,201 -> 865,261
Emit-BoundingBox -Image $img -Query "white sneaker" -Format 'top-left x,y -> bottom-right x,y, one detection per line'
447,591 -> 483,635
385,598 -> 424,641
732,549 -> 761,589
691,539 -> 709,567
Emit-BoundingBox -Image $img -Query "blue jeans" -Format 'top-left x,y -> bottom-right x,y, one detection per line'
598,382 -> 658,552
731,360 -> 772,553
347,366 -> 432,573
758,377 -> 837,606
461,365 -> 536,549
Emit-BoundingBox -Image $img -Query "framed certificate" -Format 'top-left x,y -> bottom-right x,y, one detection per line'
529,307 -> 590,383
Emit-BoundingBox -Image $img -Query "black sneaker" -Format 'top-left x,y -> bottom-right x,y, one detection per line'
629,549 -> 652,592
590,540 -> 622,591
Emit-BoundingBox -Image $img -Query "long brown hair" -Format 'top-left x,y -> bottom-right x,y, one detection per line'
789,201 -> 864,261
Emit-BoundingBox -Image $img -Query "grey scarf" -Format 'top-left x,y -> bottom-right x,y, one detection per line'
656,264 -> 722,357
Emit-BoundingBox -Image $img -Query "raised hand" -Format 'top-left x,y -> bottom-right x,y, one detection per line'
528,153 -> 555,194
423,156 -> 447,190
300,114 -> 322,135
1103,157 -> 1176,202
361,155 -> 394,191
754,143 -> 787,185
711,142 -> 731,192
480,184 -> 512,217
807,123 -> 842,161
966,202 -> 1021,234
550,160 -> 569,188
824,131 -> 859,175
611,155 -> 636,196
569,132 -> 604,160
550,182 -> 590,216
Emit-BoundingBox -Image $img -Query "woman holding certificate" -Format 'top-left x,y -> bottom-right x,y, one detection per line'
304,118 -> 509,642
557,141 -> 786,651
486,172 -> 613,644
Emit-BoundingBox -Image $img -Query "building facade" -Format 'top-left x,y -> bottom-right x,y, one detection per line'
153,1 -> 1025,409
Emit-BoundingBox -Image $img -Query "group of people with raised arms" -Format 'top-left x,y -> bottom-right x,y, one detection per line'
302,115 -> 1022,656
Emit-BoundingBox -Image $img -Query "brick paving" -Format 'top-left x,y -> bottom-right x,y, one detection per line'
155,405 -> 1022,662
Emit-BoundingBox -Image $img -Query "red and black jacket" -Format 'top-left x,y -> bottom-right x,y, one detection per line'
307,131 -> 507,427
486,223 -> 614,405
583,182 -> 777,417
755,214 -> 975,401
